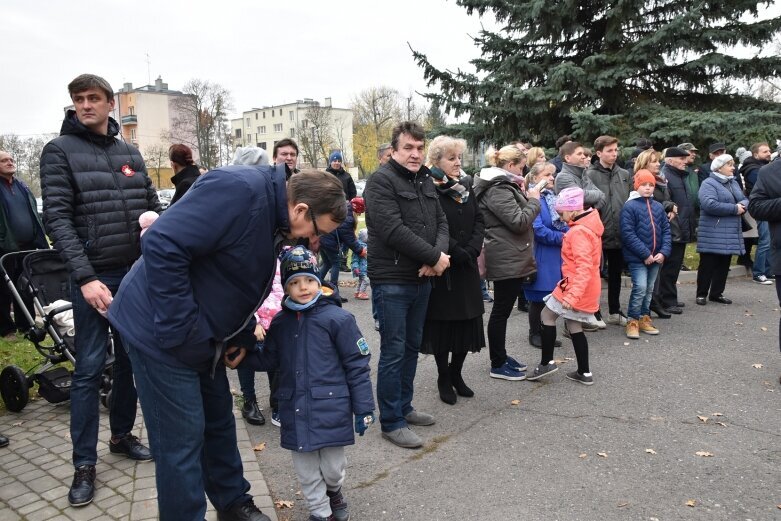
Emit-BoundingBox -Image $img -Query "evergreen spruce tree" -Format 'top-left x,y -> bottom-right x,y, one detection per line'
413,0 -> 781,148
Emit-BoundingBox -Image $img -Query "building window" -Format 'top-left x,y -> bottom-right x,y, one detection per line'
259,142 -> 267,150
301,119 -> 308,128
290,129 -> 295,138
255,113 -> 258,119
274,123 -> 283,132
272,109 -> 275,117
235,129 -> 242,138
260,126 -> 266,134
130,129 -> 136,141
289,110 -> 294,121
263,111 -> 266,118
129,106 -> 135,115
246,118 -> 250,126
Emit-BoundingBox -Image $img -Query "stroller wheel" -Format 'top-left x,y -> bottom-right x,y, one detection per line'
0,365 -> 30,412
100,389 -> 112,409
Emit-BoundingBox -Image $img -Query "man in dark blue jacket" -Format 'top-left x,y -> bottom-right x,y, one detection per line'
748,157 -> 781,384
108,167 -> 346,521
318,201 -> 366,302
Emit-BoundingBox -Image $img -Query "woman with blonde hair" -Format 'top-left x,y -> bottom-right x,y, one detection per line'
421,136 -> 486,404
473,145 -> 541,381
526,147 -> 547,167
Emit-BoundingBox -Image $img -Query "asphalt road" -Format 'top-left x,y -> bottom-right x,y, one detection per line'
234,274 -> 781,521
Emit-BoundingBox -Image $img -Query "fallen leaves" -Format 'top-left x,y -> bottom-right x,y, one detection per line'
252,442 -> 266,452
760,326 -> 768,332
510,399 -> 521,406
623,342 -> 630,346
578,453 -> 588,459
274,500 -> 294,509
686,499 -> 697,507
645,448 -> 657,455
617,502 -> 630,508
11,421 -> 23,427
597,452 -> 608,458
695,451 -> 714,457
697,415 -> 708,423
711,412 -> 723,417
752,363 -> 764,369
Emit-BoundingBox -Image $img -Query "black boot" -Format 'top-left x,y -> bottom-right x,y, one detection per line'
649,301 -> 671,319
449,351 -> 474,397
241,398 -> 266,426
435,352 -> 457,404
437,374 -> 457,405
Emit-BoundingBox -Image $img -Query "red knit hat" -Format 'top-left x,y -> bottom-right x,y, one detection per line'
633,169 -> 656,190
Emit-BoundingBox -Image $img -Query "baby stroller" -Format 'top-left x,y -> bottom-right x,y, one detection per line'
0,249 -> 114,412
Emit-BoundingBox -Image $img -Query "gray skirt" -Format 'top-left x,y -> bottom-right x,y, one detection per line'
543,294 -> 600,325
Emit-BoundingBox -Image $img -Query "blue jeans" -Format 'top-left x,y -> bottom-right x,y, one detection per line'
127,342 -> 251,520
70,269 -> 137,467
319,248 -> 341,286
627,262 -> 661,319
753,221 -> 771,278
373,283 -> 431,432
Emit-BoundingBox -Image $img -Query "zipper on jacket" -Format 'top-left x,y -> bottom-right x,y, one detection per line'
646,198 -> 657,254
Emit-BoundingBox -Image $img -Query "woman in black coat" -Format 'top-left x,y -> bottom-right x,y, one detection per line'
421,136 -> 486,405
169,144 -> 201,205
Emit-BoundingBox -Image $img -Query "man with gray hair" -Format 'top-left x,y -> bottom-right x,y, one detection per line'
40,73 -> 160,508
377,142 -> 392,166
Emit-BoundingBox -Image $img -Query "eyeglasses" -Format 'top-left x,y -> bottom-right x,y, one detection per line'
309,208 -> 323,236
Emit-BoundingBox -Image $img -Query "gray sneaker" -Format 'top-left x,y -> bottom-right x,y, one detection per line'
526,362 -> 559,381
566,371 -> 594,386
382,427 -> 423,448
404,410 -> 435,426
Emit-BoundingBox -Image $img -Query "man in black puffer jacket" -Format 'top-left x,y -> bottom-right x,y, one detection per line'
40,74 -> 161,510
364,121 -> 450,450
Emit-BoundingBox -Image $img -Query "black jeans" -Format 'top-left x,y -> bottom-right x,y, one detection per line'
656,242 -> 686,308
603,248 -> 624,314
487,278 -> 522,368
696,253 -> 732,298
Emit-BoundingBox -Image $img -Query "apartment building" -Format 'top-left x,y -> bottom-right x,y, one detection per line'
230,97 -> 353,167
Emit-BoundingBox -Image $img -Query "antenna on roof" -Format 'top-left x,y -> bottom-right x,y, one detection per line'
145,52 -> 151,85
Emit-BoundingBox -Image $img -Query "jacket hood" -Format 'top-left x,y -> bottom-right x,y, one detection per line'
739,156 -> 768,174
570,208 -> 604,237
473,166 -> 512,197
60,109 -> 120,146
627,190 -> 642,201
559,162 -> 586,178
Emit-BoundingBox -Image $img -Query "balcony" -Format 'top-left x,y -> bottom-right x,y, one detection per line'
121,114 -> 138,125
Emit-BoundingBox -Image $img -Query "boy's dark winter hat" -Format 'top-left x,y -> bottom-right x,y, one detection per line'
664,147 -> 690,158
280,246 -> 321,288
677,143 -> 698,152
329,151 -> 343,163
708,142 -> 726,154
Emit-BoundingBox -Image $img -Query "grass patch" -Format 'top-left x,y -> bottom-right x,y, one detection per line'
0,335 -> 44,414
684,243 -> 741,269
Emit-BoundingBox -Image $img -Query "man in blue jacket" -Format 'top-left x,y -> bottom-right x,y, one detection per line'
108,167 -> 346,521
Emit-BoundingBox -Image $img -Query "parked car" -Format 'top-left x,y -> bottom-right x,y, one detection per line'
355,179 -> 366,198
157,189 -> 175,211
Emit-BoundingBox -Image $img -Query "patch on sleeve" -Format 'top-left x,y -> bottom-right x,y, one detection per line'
356,337 -> 370,355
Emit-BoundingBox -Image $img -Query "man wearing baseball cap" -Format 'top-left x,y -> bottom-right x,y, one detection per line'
698,142 -> 727,186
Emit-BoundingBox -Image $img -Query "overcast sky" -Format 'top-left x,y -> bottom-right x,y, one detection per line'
1,0 -> 493,136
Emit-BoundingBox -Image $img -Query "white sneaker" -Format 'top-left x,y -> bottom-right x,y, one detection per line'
607,312 -> 628,326
593,311 -> 607,329
753,275 -> 773,285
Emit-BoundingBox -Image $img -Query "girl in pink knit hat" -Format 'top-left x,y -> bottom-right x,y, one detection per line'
526,186 -> 603,386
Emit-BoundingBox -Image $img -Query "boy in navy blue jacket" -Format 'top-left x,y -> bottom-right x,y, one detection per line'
228,246 -> 375,521
620,170 -> 672,339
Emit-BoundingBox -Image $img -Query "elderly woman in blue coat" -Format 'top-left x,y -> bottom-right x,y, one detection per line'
523,163 -> 567,348
696,154 -> 748,305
